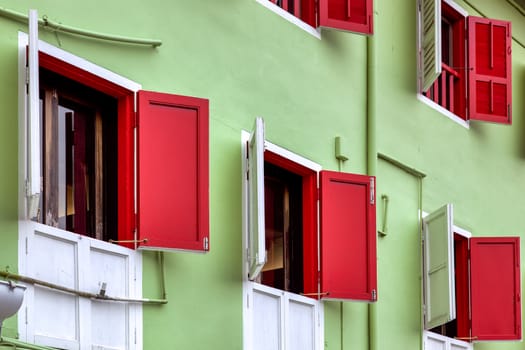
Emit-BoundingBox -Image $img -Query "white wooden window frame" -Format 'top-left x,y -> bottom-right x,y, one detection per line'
421,207 -> 472,350
255,0 -> 322,39
18,30 -> 143,349
241,126 -> 324,350
416,0 -> 470,129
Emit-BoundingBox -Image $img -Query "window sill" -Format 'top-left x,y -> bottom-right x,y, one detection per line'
255,0 -> 321,39
417,94 -> 470,129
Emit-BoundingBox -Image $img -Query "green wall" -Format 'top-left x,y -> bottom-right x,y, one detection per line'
0,0 -> 523,349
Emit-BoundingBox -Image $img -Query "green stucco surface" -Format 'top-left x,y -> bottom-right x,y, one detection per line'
0,0 -> 523,349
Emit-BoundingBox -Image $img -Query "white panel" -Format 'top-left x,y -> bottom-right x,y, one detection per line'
27,9 -> 41,219
30,229 -> 80,347
253,288 -> 281,350
248,117 -> 266,280
34,287 -> 78,341
91,301 -> 128,349
422,204 -> 455,329
31,230 -> 78,287
424,332 -> 447,350
287,299 -> 315,350
423,331 -> 472,350
418,0 -> 442,91
90,247 -> 129,349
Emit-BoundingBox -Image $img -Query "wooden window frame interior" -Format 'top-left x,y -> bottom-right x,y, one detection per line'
18,31 -> 141,249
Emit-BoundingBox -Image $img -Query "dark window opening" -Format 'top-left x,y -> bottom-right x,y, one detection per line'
260,162 -> 304,294
38,68 -> 118,242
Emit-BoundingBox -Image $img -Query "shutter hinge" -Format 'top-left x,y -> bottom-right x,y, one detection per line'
370,177 -> 375,205
25,237 -> 28,255
25,66 -> 30,86
204,237 -> 209,251
25,306 -> 28,324
508,104 -> 511,118
371,289 -> 377,301
134,327 -> 137,344
246,293 -> 250,308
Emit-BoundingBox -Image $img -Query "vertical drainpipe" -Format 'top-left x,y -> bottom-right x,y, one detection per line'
366,17 -> 378,350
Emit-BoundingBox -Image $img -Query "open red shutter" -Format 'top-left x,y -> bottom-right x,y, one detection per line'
319,171 -> 376,301
467,16 -> 512,124
137,91 -> 209,252
318,0 -> 373,35
469,237 -> 521,340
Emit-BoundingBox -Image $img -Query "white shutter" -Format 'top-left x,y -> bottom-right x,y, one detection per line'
27,9 -> 41,219
248,117 -> 266,280
20,222 -> 140,349
419,0 -> 442,92
422,204 -> 456,329
423,331 -> 472,350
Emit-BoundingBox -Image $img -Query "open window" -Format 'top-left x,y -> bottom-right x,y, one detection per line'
247,118 -> 377,301
262,0 -> 373,35
422,204 -> 521,342
417,0 -> 512,124
25,28 -> 209,252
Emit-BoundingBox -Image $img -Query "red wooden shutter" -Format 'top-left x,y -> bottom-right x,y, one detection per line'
318,0 -> 373,35
137,91 -> 209,251
469,237 -> 521,340
467,17 -> 512,124
319,171 -> 376,301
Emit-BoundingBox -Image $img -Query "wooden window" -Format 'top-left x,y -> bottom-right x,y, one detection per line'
28,46 -> 209,252
266,0 -> 373,34
247,117 -> 376,301
423,204 -> 521,342
418,0 -> 511,124
38,68 -> 118,241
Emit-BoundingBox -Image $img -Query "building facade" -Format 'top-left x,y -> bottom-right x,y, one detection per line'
0,0 -> 523,349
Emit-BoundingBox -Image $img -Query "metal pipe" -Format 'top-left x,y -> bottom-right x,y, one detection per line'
366,29 -> 378,350
0,7 -> 162,47
0,337 -> 56,350
0,271 -> 167,305
378,153 -> 427,178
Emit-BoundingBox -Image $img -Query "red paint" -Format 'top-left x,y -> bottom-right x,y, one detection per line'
318,0 -> 373,35
319,171 -> 376,301
467,17 -> 512,124
454,234 -> 470,339
469,237 -> 521,340
137,91 -> 209,251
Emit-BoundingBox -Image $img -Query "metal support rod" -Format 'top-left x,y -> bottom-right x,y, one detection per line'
0,6 -> 162,47
0,337 -> 57,350
0,270 -> 167,305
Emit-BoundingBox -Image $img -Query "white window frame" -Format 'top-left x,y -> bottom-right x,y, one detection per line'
17,31 -> 143,349
416,0 -> 470,129
241,128 -> 324,350
421,208 -> 472,350
255,0 -> 322,39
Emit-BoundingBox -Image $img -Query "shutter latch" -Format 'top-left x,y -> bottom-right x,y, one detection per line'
371,289 -> 377,301
370,177 -> 375,205
204,237 -> 209,251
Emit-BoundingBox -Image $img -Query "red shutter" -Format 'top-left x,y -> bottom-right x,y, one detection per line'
137,91 -> 209,252
319,171 -> 376,301
467,17 -> 512,124
469,237 -> 521,340
318,0 -> 373,35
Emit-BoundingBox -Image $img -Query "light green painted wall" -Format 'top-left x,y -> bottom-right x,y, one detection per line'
0,0 -> 523,349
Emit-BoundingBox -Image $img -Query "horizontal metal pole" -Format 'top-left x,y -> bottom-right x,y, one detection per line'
0,6 -> 162,47
0,336 -> 56,350
0,271 -> 167,305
